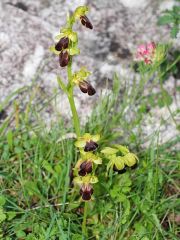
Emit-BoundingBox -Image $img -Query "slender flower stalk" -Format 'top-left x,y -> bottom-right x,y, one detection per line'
67,58 -> 81,137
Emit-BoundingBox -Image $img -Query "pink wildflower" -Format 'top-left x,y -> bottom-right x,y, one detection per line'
135,42 -> 156,65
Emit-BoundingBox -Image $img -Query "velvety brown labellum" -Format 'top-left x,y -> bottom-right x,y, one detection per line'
84,140 -> 98,152
80,185 -> 94,201
78,161 -> 92,176
79,81 -> 88,93
79,81 -> 96,96
59,51 -> 70,67
87,85 -> 96,96
80,15 -> 93,29
55,37 -> 69,51
113,165 -> 126,174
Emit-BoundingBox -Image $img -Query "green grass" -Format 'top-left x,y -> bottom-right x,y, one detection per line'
0,71 -> 179,239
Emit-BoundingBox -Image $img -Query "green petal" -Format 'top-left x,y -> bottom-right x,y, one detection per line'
74,6 -> 89,19
93,157 -> 102,165
114,145 -> 129,155
55,34 -> 65,40
69,32 -> 78,42
75,140 -> 86,148
90,176 -> 98,184
91,134 -> 100,142
114,156 -> 125,170
101,147 -> 118,155
107,160 -> 113,172
83,133 -> 92,141
69,47 -> 80,56
73,176 -> 83,184
49,46 -> 60,55
123,153 -> 138,167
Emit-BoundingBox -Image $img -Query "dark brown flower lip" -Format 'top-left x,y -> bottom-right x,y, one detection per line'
80,185 -> 94,201
78,161 -> 92,176
79,81 -> 96,96
84,140 -> 98,152
87,85 -> 96,96
55,37 -> 69,51
79,81 -> 88,93
81,191 -> 92,201
59,50 -> 70,67
80,15 -> 93,30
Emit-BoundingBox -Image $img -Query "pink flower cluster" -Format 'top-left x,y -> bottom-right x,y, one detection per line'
135,42 -> 156,65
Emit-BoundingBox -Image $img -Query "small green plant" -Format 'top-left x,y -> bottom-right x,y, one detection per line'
158,3 -> 180,38
50,5 -> 138,236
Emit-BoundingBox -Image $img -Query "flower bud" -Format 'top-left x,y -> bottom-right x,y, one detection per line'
84,140 -> 98,152
113,165 -> 126,174
59,50 -> 70,67
55,37 -> 69,51
80,15 -> 93,29
80,184 -> 94,201
78,161 -> 92,176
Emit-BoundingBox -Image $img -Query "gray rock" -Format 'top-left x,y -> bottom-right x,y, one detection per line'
0,0 -> 179,144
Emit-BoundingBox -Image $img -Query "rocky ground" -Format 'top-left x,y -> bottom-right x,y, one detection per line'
0,0 -> 179,144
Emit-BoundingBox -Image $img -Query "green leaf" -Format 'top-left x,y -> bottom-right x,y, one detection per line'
23,181 -> 41,197
151,213 -> 163,234
170,25 -> 179,38
42,160 -> 55,174
158,15 -> 174,25
0,208 -> 6,223
118,193 -> 126,202
7,211 -> 16,220
72,234 -> 83,240
0,196 -> 6,206
158,90 -> 173,108
7,130 -> 13,150
16,230 -> 26,238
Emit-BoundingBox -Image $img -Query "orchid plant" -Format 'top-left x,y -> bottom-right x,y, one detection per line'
50,5 -> 138,237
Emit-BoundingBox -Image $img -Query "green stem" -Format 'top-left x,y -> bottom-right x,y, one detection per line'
67,58 -> 81,137
82,201 -> 88,238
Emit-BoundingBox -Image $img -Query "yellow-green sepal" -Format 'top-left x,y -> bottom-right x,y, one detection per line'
101,147 -> 118,155
123,153 -> 138,167
49,45 -> 60,55
114,156 -> 125,170
114,145 -> 130,155
69,47 -> 80,56
74,6 -> 89,19
75,139 -> 86,148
